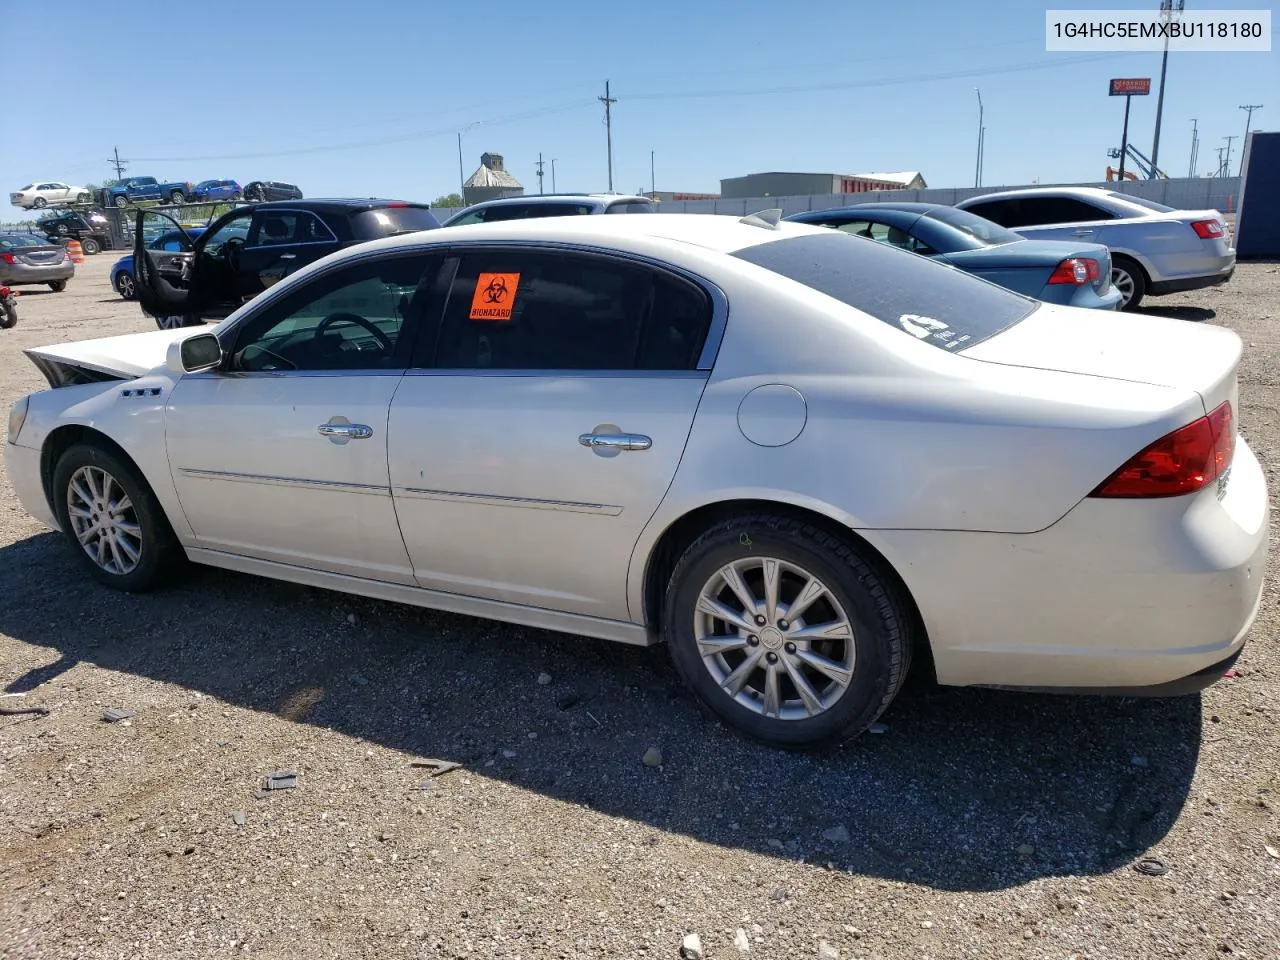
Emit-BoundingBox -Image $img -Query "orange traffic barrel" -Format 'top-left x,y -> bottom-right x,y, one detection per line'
66,240 -> 85,264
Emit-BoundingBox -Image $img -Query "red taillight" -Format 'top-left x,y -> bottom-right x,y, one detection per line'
1048,257 -> 1100,285
384,202 -> 410,208
0,253 -> 15,264
1191,219 -> 1224,239
1091,401 -> 1234,498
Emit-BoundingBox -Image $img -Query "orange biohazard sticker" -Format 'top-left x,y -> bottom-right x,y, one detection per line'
469,272 -> 520,321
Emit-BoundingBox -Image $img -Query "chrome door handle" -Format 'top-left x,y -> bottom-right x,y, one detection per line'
318,422 -> 373,442
578,432 -> 651,451
279,253 -> 297,259
1072,230 -> 1094,237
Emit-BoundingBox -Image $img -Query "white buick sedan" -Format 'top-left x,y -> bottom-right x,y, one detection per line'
4,212 -> 1269,747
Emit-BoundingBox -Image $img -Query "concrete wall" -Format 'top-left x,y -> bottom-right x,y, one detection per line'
647,176 -> 1242,216
429,177 -> 1241,223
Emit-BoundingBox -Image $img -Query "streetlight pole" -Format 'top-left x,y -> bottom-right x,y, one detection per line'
650,150 -> 655,197
974,88 -> 984,188
1150,0 -> 1184,175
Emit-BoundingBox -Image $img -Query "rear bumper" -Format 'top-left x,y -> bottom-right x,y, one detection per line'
0,262 -> 75,285
1041,284 -> 1124,310
1150,264 -> 1235,296
870,438 -> 1270,693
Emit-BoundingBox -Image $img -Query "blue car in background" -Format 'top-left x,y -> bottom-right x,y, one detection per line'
190,179 -> 242,202
785,202 -> 1122,310
112,226 -> 206,300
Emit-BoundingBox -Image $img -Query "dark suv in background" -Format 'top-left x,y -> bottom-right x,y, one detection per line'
242,180 -> 304,202
134,199 -> 441,329
37,210 -> 114,254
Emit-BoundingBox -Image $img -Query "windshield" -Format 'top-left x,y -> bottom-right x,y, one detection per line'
1105,192 -> 1176,214
732,231 -> 1037,352
353,205 -> 442,241
922,206 -> 1024,247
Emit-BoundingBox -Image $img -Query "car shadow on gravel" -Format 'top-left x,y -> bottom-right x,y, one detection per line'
1136,305 -> 1216,322
0,532 -> 1202,893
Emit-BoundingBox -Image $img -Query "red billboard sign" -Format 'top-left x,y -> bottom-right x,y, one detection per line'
1109,77 -> 1152,96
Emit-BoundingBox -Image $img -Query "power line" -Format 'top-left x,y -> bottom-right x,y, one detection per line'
625,52 -> 1128,102
130,99 -> 594,164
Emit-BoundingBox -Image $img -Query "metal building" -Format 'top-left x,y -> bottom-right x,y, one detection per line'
463,152 -> 524,205
720,170 -> 926,199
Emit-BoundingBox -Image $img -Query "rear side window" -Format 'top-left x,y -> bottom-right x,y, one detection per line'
430,248 -> 713,370
353,206 -> 441,241
732,232 -> 1037,352
605,201 -> 656,213
481,203 -> 596,221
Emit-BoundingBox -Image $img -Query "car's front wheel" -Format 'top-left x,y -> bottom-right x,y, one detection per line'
76,192 -> 90,203
1111,255 -> 1148,311
663,515 -> 914,748
52,443 -> 185,591
115,272 -> 136,299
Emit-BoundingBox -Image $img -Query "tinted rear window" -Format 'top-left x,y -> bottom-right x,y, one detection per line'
353,206 -> 442,241
732,232 -> 1038,352
0,234 -> 48,248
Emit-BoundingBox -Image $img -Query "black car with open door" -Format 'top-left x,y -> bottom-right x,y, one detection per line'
133,199 -> 441,329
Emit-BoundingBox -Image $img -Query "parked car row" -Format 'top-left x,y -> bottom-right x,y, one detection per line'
7,208 -> 1267,749
10,177 -> 305,210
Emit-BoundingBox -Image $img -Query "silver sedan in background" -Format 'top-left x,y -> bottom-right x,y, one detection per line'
955,186 -> 1235,310
0,233 -> 75,292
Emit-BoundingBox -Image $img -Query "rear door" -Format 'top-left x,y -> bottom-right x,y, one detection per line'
236,209 -> 342,296
970,196 -> 1114,242
387,244 -> 719,621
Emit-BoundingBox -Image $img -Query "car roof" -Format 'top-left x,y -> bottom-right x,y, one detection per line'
961,186 -> 1113,203
350,211 -> 827,258
456,193 -> 651,210
250,198 -> 427,214
795,201 -> 950,217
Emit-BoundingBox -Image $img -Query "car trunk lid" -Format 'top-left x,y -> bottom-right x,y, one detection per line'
961,301 -> 1240,415
15,244 -> 67,265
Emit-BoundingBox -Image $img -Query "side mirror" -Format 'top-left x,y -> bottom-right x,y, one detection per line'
166,332 -> 222,375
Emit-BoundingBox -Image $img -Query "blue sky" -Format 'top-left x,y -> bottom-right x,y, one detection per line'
4,0 -> 1275,205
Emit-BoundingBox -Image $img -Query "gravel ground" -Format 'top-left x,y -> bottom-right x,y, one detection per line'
1,252 -> 1278,960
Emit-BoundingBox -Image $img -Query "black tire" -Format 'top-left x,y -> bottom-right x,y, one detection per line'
113,194 -> 128,208
0,301 -> 16,329
663,515 -> 914,749
115,271 -> 136,300
55,222 -> 69,236
1112,255 -> 1148,311
33,197 -> 46,209
80,237 -> 100,256
169,190 -> 185,205
49,280 -> 66,293
51,443 -> 186,592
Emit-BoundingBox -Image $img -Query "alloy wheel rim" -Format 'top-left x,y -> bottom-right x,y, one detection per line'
67,466 -> 142,575
1112,267 -> 1135,306
158,315 -> 184,329
694,556 -> 855,720
118,274 -> 135,298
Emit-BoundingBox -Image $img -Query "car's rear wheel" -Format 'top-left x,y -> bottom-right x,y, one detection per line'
169,191 -> 185,205
114,272 -> 136,299
663,515 -> 913,748
33,197 -> 46,209
48,280 -> 66,293
80,237 -> 100,255
1111,255 -> 1147,311
113,195 -> 128,208
52,443 -> 185,592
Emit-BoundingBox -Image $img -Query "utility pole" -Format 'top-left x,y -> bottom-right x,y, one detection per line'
551,159 -> 557,193
1150,0 -> 1183,175
974,89 -> 983,187
1214,146 -> 1226,177
536,153 -> 545,195
1238,104 -> 1262,175
1222,136 -> 1237,178
650,150 -> 655,197
457,132 -> 465,197
1188,118 -> 1199,178
107,146 -> 127,181
599,80 -> 617,192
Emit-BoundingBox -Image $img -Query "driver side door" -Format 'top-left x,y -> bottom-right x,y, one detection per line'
164,250 -> 441,582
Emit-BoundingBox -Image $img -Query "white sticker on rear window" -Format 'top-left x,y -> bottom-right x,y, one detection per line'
898,313 -> 951,340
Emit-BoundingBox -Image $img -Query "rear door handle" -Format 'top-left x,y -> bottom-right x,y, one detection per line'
578,432 -> 651,452
1072,229 -> 1094,237
278,253 -> 297,260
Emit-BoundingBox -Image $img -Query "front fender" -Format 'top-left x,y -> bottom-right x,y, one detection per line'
19,376 -> 193,543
